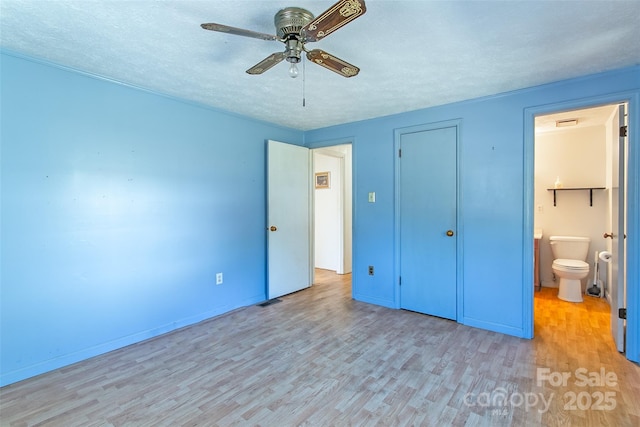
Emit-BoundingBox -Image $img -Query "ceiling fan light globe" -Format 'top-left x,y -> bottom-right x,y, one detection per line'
288,63 -> 299,78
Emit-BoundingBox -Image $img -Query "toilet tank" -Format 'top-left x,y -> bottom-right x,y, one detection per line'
549,236 -> 591,261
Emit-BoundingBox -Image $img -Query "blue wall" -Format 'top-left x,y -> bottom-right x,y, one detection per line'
1,51 -> 638,386
0,52 -> 303,386
305,66 -> 639,355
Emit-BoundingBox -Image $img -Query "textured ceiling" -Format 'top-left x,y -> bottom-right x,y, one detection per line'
1,1 -> 639,130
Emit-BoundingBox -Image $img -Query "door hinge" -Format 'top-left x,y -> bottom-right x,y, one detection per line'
620,125 -> 627,138
399,276 -> 402,286
618,308 -> 627,320
398,149 -> 402,158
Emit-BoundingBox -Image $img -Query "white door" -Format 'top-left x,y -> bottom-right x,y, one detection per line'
267,140 -> 312,299
611,104 -> 628,352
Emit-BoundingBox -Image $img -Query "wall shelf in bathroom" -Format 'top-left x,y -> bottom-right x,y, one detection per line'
547,187 -> 606,207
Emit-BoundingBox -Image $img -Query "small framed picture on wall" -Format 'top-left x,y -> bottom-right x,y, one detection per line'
315,172 -> 330,189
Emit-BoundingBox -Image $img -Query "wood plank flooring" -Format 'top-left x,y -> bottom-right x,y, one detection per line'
1,270 -> 639,426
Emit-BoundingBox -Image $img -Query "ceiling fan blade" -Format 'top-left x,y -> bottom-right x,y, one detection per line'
246,52 -> 287,75
302,0 -> 366,42
306,49 -> 359,78
201,23 -> 277,41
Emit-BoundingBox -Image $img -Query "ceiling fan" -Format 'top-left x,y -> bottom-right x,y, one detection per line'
201,0 -> 366,78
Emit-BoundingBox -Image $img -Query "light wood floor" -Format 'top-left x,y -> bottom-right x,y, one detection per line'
1,270 -> 639,426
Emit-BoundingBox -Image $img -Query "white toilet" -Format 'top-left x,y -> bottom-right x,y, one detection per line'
549,236 -> 591,302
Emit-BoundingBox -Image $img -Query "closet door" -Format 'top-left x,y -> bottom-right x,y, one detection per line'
397,123 -> 458,320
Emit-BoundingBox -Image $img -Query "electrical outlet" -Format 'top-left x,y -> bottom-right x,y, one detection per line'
368,266 -> 374,276
216,273 -> 223,285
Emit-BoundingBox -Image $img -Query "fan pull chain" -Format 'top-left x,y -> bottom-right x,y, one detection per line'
302,56 -> 306,107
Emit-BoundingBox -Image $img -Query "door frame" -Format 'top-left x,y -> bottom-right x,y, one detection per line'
306,138 -> 354,288
523,92 -> 639,363
393,119 -> 464,318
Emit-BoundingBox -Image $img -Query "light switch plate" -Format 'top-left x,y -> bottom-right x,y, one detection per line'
368,192 -> 376,203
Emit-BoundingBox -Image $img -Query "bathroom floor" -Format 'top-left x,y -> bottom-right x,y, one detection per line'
534,286 -> 611,334
531,287 -> 638,424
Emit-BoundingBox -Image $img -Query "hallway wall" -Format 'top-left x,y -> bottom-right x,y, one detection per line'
314,152 -> 341,271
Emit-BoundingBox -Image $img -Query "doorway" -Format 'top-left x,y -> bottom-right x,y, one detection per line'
267,140 -> 352,300
313,145 -> 352,276
532,102 -> 628,352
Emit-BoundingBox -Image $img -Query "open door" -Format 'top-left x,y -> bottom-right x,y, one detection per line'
610,104 -> 628,352
267,140 -> 312,299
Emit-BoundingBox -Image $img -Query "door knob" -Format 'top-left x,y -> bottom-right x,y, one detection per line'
269,226 -> 278,232
603,232 -> 613,239
446,230 -> 454,237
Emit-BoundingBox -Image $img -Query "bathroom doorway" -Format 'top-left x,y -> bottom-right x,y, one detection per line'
533,101 -> 628,352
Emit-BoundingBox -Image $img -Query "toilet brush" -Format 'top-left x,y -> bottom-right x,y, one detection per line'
587,251 -> 601,297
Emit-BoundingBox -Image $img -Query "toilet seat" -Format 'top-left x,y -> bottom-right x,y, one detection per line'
552,259 -> 589,271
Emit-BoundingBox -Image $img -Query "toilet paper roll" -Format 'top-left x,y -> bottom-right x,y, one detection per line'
599,251 -> 612,262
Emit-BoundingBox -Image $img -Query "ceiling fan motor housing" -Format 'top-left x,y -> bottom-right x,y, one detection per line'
275,7 -> 313,64
274,7 -> 314,39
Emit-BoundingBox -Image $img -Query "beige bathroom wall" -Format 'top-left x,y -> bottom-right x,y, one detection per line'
534,125 -> 608,288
